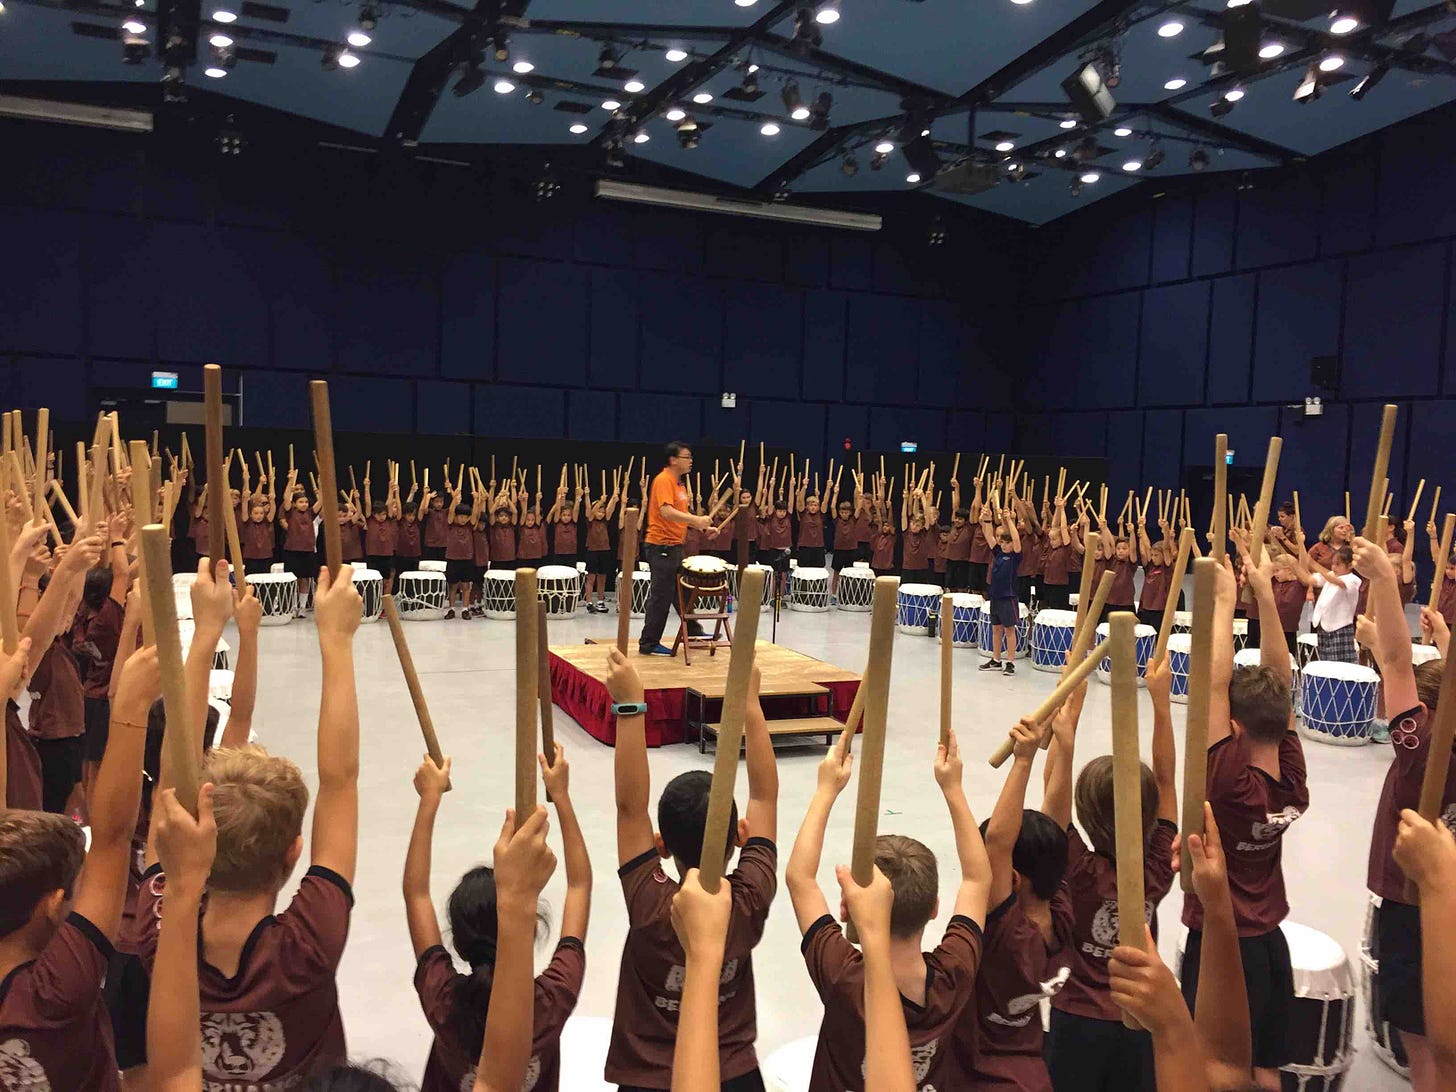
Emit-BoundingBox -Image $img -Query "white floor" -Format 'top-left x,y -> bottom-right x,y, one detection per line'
237,597 -> 1410,1090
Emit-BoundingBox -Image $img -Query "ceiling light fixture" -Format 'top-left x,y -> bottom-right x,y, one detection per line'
337,50 -> 360,68
665,107 -> 686,121
493,78 -> 514,93
1293,63 -> 1321,101
875,140 -> 894,154
1319,54 -> 1345,71
512,60 -> 533,73
736,0 -> 757,5
1158,20 -> 1183,37
125,18 -> 147,34
1349,62 -> 1388,99
208,31 -> 233,46
840,152 -> 858,175
633,130 -> 650,143
692,91 -> 713,104
569,122 -> 588,134
1164,77 -> 1187,89
625,78 -> 645,93
1060,118 -> 1079,129
1114,126 -> 1132,136
665,48 -> 688,62
1330,14 -> 1359,35
1259,41 -> 1285,58
347,29 -> 371,47
1225,86 -> 1245,101
995,140 -> 1014,152
1123,159 -> 1142,171
1081,171 -> 1100,183
602,99 -> 621,110
211,7 -> 236,21
760,120 -> 781,135
1053,148 -> 1067,158
808,91 -> 832,129
676,116 -> 701,148
357,4 -> 377,30
906,172 -> 921,183
814,0 -> 840,24
1190,148 -> 1210,170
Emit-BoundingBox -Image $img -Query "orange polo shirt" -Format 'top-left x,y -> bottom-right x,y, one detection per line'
646,468 -> 689,546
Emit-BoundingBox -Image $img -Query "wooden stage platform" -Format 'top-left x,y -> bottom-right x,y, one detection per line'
547,640 -> 862,748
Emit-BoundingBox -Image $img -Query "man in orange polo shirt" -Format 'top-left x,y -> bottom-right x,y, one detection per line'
639,441 -> 717,656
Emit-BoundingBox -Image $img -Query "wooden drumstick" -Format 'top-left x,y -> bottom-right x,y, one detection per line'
141,525 -> 201,815
0,489 -> 18,655
1364,404 -> 1398,540
382,595 -> 444,764
310,380 -> 343,581
1431,486 -> 1442,527
1408,479 -> 1427,525
515,569 -> 540,829
1180,558 -> 1218,891
203,365 -> 227,572
697,567 -> 767,893
617,507 -> 639,655
1246,438 -> 1282,570
988,635 -> 1114,768
940,593 -> 953,748
76,442 -> 90,526
845,577 -> 900,939
1109,611 -> 1146,1030
88,444 -> 106,531
1292,491 -> 1302,536
1427,514 -> 1456,622
1381,482 -> 1393,521
30,408 -> 48,526
6,453 -> 32,524
1072,531 -> 1100,638
0,411 -> 8,456
537,600 -> 555,781
1212,434 -> 1228,563
108,412 -> 126,475
1154,528 -> 1195,664
1417,645 -> 1456,822
221,484 -> 246,582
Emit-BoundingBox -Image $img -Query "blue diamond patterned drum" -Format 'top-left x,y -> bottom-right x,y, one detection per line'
895,583 -> 943,635
1030,608 -> 1077,673
1299,661 -> 1379,746
950,593 -> 979,648
978,603 -> 1029,657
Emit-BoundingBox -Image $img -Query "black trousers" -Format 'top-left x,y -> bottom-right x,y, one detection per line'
638,543 -> 685,652
1044,1007 -> 1156,1092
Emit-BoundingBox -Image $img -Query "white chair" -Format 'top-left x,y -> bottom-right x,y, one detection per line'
555,1016 -> 615,1092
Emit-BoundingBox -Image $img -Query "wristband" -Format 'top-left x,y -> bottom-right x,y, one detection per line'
112,541 -> 125,548
611,701 -> 647,717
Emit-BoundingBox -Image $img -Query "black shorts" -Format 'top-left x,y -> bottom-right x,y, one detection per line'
760,547 -> 791,573
35,735 -> 85,813
394,555 -> 421,574
1181,925 -> 1294,1069
796,546 -> 826,569
242,555 -> 274,574
901,568 -> 931,585
282,549 -> 315,578
366,554 -> 395,579
1016,574 -> 1034,604
1040,582 -> 1071,611
107,949 -> 151,1070
586,549 -> 614,576
968,559 -> 989,592
423,544 -> 446,561
445,559 -> 474,585
989,597 -> 1019,628
83,696 -> 110,764
946,559 -> 970,588
1374,898 -> 1424,1034
1044,1007 -> 1155,1092
1137,607 -> 1164,630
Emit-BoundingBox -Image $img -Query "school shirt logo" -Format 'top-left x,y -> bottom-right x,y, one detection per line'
985,967 -> 1071,1027
200,1011 -> 287,1082
0,1039 -> 50,1091
459,1054 -> 541,1092
859,1039 -> 940,1086
1237,805 -> 1304,851
1090,899 -> 1155,950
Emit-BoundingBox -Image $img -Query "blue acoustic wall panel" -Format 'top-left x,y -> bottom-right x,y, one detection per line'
724,283 -> 802,399
946,411 -> 987,451
828,234 -> 874,291
335,257 -> 439,377
1319,159 -> 1376,257
801,290 -> 846,402
566,389 -> 618,442
1106,411 -> 1144,500
1349,401 -> 1409,515
916,301 -> 965,408
1236,172 -> 1320,270
156,227 -> 270,368
1058,412 -> 1109,459
984,413 -> 1014,453
783,229 -> 831,288
705,222 -> 783,283
241,369 -> 310,430
1191,190 -> 1236,278
1138,282 -> 1209,407
752,400 -> 825,454
588,267 -> 639,390
1013,414 -> 1054,457
869,406 -> 946,454
1076,293 -> 1140,410
256,234 -> 333,373
1448,257 -> 1456,393
640,273 -> 720,394
572,201 -> 632,268
1409,403 -> 1456,525
439,253 -> 497,381
84,216 -> 156,361
1150,195 -> 1193,285
1375,112 -> 1456,249
1252,260 -> 1342,403
13,356 -> 88,422
701,401 -> 745,447
333,376 -> 415,433
619,392 -> 702,444
846,294 -> 920,406
1276,403 -> 1349,528
479,385 -> 566,440
496,259 -> 588,385
1342,244 -> 1447,398
1034,299 -> 1084,412
1182,407 -> 1279,468
1207,274 -> 1255,404
826,403 -> 869,454
416,381 -> 472,435
1140,410 -> 1183,492
630,208 -> 703,274
0,208 -> 83,356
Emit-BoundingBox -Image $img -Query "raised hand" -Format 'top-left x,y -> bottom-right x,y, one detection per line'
413,753 -> 453,798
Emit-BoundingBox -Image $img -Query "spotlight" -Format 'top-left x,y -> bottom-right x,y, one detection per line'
208,31 -> 233,46
840,151 -> 858,175
493,78 -> 514,94
723,69 -> 763,101
602,99 -> 622,111
1349,62 -> 1387,99
597,46 -> 619,71
205,65 -> 227,77
1331,15 -> 1359,33
1061,60 -> 1115,122
526,90 -> 543,104
1164,77 -> 1187,90
665,107 -> 687,121
1080,171 -> 1100,183
792,7 -> 823,49
875,140 -> 894,154
211,7 -> 236,21
1143,143 -> 1165,169
665,48 -> 688,62
624,78 -> 645,93
906,172 -> 921,184
605,142 -> 625,168
121,18 -> 146,35
692,91 -> 714,104
492,32 -> 508,62
900,128 -> 942,178
633,130 -> 649,144
1007,161 -> 1027,182
512,60 -> 534,73
676,117 -> 701,149
995,140 -> 1014,152
1293,65 -> 1321,102
1053,148 -> 1067,158
161,65 -> 185,102
338,50 -> 360,68
1158,20 -> 1184,37
1060,118 -> 1079,129
1259,41 -> 1285,58
1073,134 -> 1099,161
569,122 -> 588,134
782,79 -> 806,119
216,117 -> 244,155
1189,148 -> 1209,171
452,61 -> 484,96
870,150 -> 887,170
760,120 -> 781,135
1114,126 -> 1132,136
1097,44 -> 1121,88
209,40 -> 235,70
1225,86 -> 1245,101
1319,54 -> 1345,72
1210,98 -> 1234,117
1123,159 -> 1142,171
809,91 -> 832,130
347,29 -> 371,47
358,4 -> 378,30
1070,177 -> 1084,196
1434,29 -> 1456,61
322,43 -> 340,69
815,0 -> 840,23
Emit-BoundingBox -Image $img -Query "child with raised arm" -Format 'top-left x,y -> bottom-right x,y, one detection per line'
786,726 -> 990,1090
0,643 -> 159,1090
1180,556 -> 1305,1091
280,473 -> 320,615
549,481 -> 582,570
518,486 -> 548,569
76,521 -> 131,803
404,743 -> 589,1092
1042,654 -> 1180,1092
956,711 -> 1074,1090
837,865 -> 920,1092
396,479 -> 424,577
423,485 -> 450,561
1296,540 -> 1361,663
133,564 -> 363,1090
583,479 -> 620,613
968,477 -> 992,594
363,469 -> 401,593
444,496 -> 477,620
1392,810 -> 1456,1091
1426,517 -> 1456,625
900,488 -> 934,585
795,478 -> 827,571
1039,497 -> 1074,612
1359,536 -> 1454,1092
979,505 -> 1022,676
240,477 -> 278,576
669,869 -> 733,1092
605,649 -> 778,1090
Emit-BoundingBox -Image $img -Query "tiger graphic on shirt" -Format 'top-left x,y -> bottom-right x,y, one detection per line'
1084,898 -> 1156,959
0,1039 -> 49,1091
985,965 -> 1072,1027
199,1010 -> 288,1087
458,1053 -> 541,1092
856,1038 -> 941,1089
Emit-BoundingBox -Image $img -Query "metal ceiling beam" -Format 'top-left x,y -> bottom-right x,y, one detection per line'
1141,101 -> 1299,162
382,0 -> 506,148
751,123 -> 862,194
753,32 -> 954,102
589,1 -> 797,149
515,20 -> 740,42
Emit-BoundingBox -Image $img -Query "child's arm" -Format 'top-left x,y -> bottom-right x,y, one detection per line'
838,865 -> 917,1092
182,559 -> 233,773
475,807 -> 556,1092
1420,607 -> 1450,660
1108,928 -> 1211,1092
743,667 -> 778,845
1205,560 -> 1237,748
607,648 -> 655,866
219,583 -> 261,750
1354,539 -> 1419,716
1401,520 -> 1417,584
310,564 -> 363,883
1004,509 -> 1021,554
540,743 -> 592,943
1187,802 -> 1251,1088
403,754 -> 452,957
786,725 -> 854,932
1147,655 -> 1179,824
986,720 -> 1041,908
147,784 -> 216,1092
1041,682 -> 1088,830
1244,557 -> 1292,689
1393,809 -> 1456,1080
669,869 -> 732,1092
1429,519 -> 1444,567
362,472 -> 372,519
934,728 -> 991,928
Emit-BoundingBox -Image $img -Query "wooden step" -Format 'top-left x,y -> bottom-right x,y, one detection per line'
701,716 -> 846,745
689,680 -> 829,700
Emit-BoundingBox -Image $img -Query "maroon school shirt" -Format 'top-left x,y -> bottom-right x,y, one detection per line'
414,940 -> 585,1092
283,510 -> 315,553
854,513 -> 872,546
804,914 -> 984,1092
605,842 -> 777,1087
78,596 -> 125,700
740,505 -> 760,543
1107,558 -> 1138,607
1052,820 -> 1177,1021
0,912 -> 120,1091
871,530 -> 896,571
1307,541 -> 1335,570
833,516 -> 859,551
424,509 -> 449,548
364,516 -> 398,557
518,525 -> 547,561
192,514 -> 210,553
27,643 -> 84,741
765,514 -> 793,550
1440,576 -> 1456,626
1247,578 -> 1305,633
934,531 -> 948,573
1017,531 -> 1044,578
796,511 -> 824,548
1139,563 -> 1171,613
445,522 -> 474,562
902,529 -> 932,570
134,865 -> 353,1091
1182,731 -> 1308,935
585,518 -> 610,552
489,524 -> 517,564
241,518 -> 275,561
5,700 -> 42,809
1042,544 -> 1071,587
396,519 -> 422,560
1068,543 -> 1083,575
958,894 -> 1070,1091
970,524 -> 993,564
1368,705 -> 1456,902
338,521 -> 363,561
472,528 -> 489,568
946,523 -> 972,562
683,526 -> 704,557
554,520 -> 578,557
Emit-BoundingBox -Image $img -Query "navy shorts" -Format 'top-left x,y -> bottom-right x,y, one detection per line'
445,559 -> 474,585
989,597 -> 1019,627
1374,898 -> 1424,1034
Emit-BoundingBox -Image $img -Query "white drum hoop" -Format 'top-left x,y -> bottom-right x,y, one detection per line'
1030,609 -> 1078,673
537,565 -> 581,617
1279,921 -> 1356,1086
1360,891 -> 1412,1078
1167,632 -> 1193,705
419,559 -> 448,573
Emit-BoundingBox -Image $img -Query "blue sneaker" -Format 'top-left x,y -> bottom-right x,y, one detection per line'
642,644 -> 675,657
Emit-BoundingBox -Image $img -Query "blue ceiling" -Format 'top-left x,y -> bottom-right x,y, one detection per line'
3,0 -> 1454,224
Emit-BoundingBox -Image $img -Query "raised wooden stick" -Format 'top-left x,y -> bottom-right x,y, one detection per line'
514,569 -> 539,829
538,600 -> 555,778
1292,491 -> 1301,535
203,365 -> 227,572
1246,437 -> 1282,570
30,408 -> 48,526
1212,434 -> 1228,563
1432,487 -> 1442,527
988,635 -> 1114,768
1408,479 -> 1427,524
1154,528 -> 1195,663
76,442 -> 90,526
0,489 -> 18,655
381,595 -> 443,764
6,453 -> 32,524
617,507 -> 639,654
310,380 -> 342,580
1180,558 -> 1218,891
1109,610 -> 1146,1029
141,525 -> 200,815
1364,404 -> 1398,541
940,593 -> 953,748
1417,643 -> 1456,822
1427,514 -> 1456,623
695,567 -> 767,892
1071,531 -> 1100,638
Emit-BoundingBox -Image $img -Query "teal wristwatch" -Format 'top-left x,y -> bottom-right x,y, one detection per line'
612,701 -> 648,717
